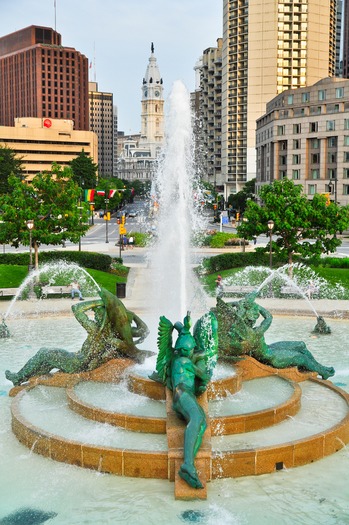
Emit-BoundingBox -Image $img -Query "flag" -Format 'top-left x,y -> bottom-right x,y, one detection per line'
109,189 -> 117,198
84,189 -> 95,202
97,190 -> 105,196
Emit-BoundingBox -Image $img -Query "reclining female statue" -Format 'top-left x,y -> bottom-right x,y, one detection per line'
213,292 -> 335,380
5,288 -> 151,386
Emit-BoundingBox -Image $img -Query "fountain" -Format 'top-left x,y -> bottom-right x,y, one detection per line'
1,81 -> 349,523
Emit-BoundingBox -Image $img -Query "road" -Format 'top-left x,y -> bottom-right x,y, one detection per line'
1,200 -> 348,259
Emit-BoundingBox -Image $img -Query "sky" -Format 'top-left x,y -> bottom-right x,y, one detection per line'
0,0 -> 222,134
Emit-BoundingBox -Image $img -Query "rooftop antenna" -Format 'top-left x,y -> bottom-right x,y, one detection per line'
54,0 -> 57,31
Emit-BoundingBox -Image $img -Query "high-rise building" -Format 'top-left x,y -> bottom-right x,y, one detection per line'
89,82 -> 114,177
198,39 -> 223,191
221,0 -> 338,201
342,0 -> 349,77
0,117 -> 97,181
0,25 -> 89,130
255,77 -> 349,206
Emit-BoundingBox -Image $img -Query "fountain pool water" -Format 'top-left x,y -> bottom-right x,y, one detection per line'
1,313 -> 349,524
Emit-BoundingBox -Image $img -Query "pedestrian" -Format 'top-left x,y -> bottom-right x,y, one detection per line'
215,275 -> 224,298
70,280 -> 84,301
128,236 -> 134,249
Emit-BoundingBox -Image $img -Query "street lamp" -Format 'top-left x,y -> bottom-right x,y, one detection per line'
328,179 -> 337,203
267,219 -> 274,269
26,220 -> 34,269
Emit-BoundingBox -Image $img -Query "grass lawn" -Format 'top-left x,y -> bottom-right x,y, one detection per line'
201,266 -> 349,296
0,265 -> 126,296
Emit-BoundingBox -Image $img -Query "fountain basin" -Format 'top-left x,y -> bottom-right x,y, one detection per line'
8,359 -> 349,483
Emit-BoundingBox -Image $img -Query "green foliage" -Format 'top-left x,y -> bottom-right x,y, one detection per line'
237,179 -> 349,265
70,149 -> 98,189
227,178 -> 256,212
109,261 -> 129,277
0,165 -> 90,262
198,251 -> 271,274
0,146 -> 24,193
93,178 -> 129,211
0,251 -> 114,272
198,232 -> 240,248
127,231 -> 152,247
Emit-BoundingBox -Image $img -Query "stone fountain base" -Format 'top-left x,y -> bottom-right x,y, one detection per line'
8,357 -> 349,500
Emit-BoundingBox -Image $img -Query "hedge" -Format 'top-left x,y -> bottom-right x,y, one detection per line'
0,251 -> 122,272
200,251 -> 349,274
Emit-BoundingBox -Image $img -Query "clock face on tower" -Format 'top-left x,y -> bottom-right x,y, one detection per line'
155,90 -> 160,97
144,90 -> 148,97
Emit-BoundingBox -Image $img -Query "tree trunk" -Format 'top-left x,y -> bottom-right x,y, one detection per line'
34,241 -> 39,270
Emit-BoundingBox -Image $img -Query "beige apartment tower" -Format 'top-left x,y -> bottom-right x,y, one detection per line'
222,0 -> 337,199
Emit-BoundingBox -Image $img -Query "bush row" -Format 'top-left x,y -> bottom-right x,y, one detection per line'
200,251 -> 349,274
0,251 -> 122,272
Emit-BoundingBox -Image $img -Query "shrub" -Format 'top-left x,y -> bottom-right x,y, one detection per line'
0,251 -> 115,272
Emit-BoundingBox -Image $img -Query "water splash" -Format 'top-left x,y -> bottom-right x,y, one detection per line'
4,261 -> 100,320
146,80 -> 206,320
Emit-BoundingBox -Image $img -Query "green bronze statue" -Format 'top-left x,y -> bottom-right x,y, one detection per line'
312,316 -> 331,335
213,292 -> 335,380
5,288 -> 152,386
150,310 -> 218,489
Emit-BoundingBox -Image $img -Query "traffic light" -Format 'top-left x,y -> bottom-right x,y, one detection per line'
236,212 -> 240,221
213,204 -> 217,210
117,218 -> 121,224
121,215 -> 126,225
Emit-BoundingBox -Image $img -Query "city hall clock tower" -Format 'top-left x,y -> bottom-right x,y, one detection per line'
140,43 -> 164,158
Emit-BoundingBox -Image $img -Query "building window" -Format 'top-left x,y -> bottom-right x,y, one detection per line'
344,168 -> 349,179
344,152 -> 349,162
311,153 -> 320,164
308,184 -> 317,195
292,154 -> 301,164
344,185 -> 349,195
336,87 -> 344,98
309,122 -> 318,132
327,136 -> 337,147
318,90 -> 326,101
328,168 -> 337,179
311,138 -> 319,148
344,136 -> 349,146
302,91 -> 310,103
277,125 -> 285,136
328,152 -> 337,163
293,123 -> 301,134
310,169 -> 319,179
292,169 -> 300,180
287,94 -> 294,104
326,121 -> 335,131
345,119 -> 349,130
293,139 -> 301,149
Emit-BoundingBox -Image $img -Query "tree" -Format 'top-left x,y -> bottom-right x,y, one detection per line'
0,164 -> 89,268
0,146 -> 24,193
93,178 -> 130,212
227,178 -> 256,213
237,179 -> 349,266
70,149 -> 98,190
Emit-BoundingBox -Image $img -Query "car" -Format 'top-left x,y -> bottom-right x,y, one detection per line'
128,209 -> 138,218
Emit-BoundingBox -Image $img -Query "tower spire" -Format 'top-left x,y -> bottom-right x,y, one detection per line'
151,42 -> 154,54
